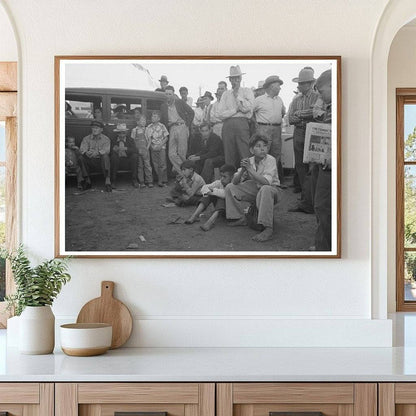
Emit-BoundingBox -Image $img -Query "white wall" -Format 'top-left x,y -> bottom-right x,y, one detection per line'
0,0 -> 394,346
387,25 -> 416,312
0,3 -> 16,61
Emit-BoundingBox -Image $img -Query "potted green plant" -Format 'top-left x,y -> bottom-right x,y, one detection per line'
1,245 -> 71,354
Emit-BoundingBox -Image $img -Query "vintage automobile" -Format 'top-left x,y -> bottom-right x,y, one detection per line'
65,87 -> 167,145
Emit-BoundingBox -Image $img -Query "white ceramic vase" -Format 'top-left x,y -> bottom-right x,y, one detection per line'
19,305 -> 55,354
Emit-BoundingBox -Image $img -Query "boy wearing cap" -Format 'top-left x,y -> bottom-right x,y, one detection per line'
253,75 -> 286,169
110,123 -> 139,188
131,115 -> 154,188
146,111 -> 169,187
80,120 -> 112,192
225,134 -> 281,242
169,160 -> 205,207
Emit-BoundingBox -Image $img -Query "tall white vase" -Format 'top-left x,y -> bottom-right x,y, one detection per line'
19,306 -> 55,354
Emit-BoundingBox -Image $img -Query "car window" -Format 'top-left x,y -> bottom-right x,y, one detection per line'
110,97 -> 142,120
65,95 -> 102,120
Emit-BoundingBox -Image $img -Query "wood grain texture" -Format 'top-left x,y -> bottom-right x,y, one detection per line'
39,383 -> 54,416
337,404 -> 353,416
78,383 -> 199,404
0,92 -> 16,120
233,383 -> 354,404
353,384 -> 377,416
185,403 -> 199,416
395,383 -> 416,403
379,384 -> 395,416
0,62 -> 17,91
199,384 -> 215,416
76,281 -> 133,349
397,94 -> 406,311
100,403 -> 185,416
79,404 -> 101,416
0,383 -> 39,403
217,384 -> 233,416
0,116 -> 17,328
0,405 -> 23,416
55,383 -> 78,416
397,405 -> 416,416
251,403 -> 339,416
22,404 -> 38,416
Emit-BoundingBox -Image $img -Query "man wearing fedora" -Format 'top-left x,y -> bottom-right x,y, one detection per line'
156,75 -> 169,92
288,67 -> 320,213
253,75 -> 286,172
160,85 -> 195,175
80,120 -> 112,192
217,65 -> 255,168
110,123 -> 139,188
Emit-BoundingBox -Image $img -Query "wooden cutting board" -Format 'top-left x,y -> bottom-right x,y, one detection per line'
76,281 -> 133,349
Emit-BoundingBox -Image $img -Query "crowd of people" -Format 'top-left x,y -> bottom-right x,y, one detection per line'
65,64 -> 332,249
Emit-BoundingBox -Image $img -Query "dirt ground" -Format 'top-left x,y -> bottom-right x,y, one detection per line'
65,172 -> 317,253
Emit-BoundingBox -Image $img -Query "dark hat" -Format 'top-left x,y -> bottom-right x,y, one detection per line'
203,91 -> 214,101
91,120 -> 104,128
263,75 -> 284,88
180,160 -> 196,170
254,80 -> 265,91
159,75 -> 169,83
196,96 -> 206,105
292,68 -> 315,83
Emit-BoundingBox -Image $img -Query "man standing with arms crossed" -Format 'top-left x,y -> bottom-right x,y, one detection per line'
217,65 -> 254,168
288,67 -> 320,213
161,85 -> 194,175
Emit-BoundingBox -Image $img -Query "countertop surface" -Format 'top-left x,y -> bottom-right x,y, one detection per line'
2,330 -> 416,382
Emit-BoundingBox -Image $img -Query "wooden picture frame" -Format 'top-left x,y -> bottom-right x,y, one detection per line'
55,56 -> 341,258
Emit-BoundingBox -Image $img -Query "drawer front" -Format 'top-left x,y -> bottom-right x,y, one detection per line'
0,383 -> 53,416
56,383 -> 215,416
218,383 -> 376,416
379,383 -> 416,416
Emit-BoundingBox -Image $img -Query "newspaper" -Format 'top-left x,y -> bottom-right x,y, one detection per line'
303,122 -> 331,164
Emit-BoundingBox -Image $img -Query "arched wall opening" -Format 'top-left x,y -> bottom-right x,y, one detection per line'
371,0 -> 416,319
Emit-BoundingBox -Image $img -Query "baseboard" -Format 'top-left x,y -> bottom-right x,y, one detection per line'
55,317 -> 392,347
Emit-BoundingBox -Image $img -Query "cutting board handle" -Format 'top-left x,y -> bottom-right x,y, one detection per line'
101,281 -> 115,298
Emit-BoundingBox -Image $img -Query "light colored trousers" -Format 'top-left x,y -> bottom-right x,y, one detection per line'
168,124 -> 189,174
225,180 -> 281,228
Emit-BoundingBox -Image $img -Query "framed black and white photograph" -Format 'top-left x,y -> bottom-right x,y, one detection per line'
55,56 -> 341,258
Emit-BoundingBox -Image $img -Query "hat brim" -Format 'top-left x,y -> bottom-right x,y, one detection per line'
226,72 -> 246,78
263,80 -> 284,89
292,77 -> 316,83
114,129 -> 128,132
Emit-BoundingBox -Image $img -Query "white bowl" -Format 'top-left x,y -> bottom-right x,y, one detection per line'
60,323 -> 112,356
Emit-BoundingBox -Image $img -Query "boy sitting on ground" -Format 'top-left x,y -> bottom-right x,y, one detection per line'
225,134 -> 282,242
185,164 -> 236,231
169,160 -> 206,206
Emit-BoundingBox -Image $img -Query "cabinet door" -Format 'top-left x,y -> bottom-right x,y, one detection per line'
379,383 -> 416,416
0,383 -> 53,416
56,383 -> 215,416
217,383 -> 377,416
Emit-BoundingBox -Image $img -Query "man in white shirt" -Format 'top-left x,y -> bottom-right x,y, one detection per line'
217,65 -> 255,168
253,75 -> 286,170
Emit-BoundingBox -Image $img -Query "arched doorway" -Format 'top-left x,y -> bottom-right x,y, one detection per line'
371,0 -> 416,319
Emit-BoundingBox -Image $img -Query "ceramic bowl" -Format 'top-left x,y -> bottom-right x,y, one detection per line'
60,323 -> 112,356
